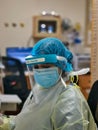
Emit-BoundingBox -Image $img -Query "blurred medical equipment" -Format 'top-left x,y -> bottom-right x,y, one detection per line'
2,56 -> 30,113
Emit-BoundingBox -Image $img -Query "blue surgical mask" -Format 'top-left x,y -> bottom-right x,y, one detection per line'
33,67 -> 60,88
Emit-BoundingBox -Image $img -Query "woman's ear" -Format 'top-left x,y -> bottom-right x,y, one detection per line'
58,68 -> 62,74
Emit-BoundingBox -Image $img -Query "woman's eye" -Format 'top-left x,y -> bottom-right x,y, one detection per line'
34,65 -> 39,69
39,65 -> 52,68
34,64 -> 54,69
44,66 -> 51,68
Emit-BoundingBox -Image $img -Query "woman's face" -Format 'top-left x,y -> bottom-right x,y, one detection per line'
34,64 -> 61,74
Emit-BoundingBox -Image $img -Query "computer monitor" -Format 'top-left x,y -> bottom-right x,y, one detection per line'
6,47 -> 32,70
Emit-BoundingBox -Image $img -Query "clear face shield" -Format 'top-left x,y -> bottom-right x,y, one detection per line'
26,54 -> 90,89
26,65 -> 35,89
25,54 -> 67,89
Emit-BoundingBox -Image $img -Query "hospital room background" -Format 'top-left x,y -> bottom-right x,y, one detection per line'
0,0 -> 98,120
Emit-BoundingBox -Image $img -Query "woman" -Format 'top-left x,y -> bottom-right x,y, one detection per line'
0,37 -> 96,130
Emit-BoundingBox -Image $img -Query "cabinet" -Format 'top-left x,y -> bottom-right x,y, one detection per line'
78,74 -> 91,99
32,15 -> 62,39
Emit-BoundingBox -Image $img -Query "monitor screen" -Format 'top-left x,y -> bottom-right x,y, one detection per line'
6,47 -> 32,69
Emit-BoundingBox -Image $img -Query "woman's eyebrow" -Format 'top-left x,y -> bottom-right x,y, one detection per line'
38,64 -> 54,68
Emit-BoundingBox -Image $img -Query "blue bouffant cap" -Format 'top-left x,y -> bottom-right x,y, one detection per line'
31,37 -> 73,72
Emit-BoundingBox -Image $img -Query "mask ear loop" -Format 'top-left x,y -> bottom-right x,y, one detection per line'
57,68 -> 67,88
61,77 -> 67,88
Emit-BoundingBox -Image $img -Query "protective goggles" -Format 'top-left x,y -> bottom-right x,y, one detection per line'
25,54 -> 67,66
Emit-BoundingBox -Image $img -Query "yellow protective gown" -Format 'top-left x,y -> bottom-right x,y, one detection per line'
0,79 -> 97,130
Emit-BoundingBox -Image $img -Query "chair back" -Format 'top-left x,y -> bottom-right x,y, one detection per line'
2,56 -> 30,109
87,80 -> 98,126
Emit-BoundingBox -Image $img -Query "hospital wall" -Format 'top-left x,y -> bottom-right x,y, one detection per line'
0,0 -> 88,55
